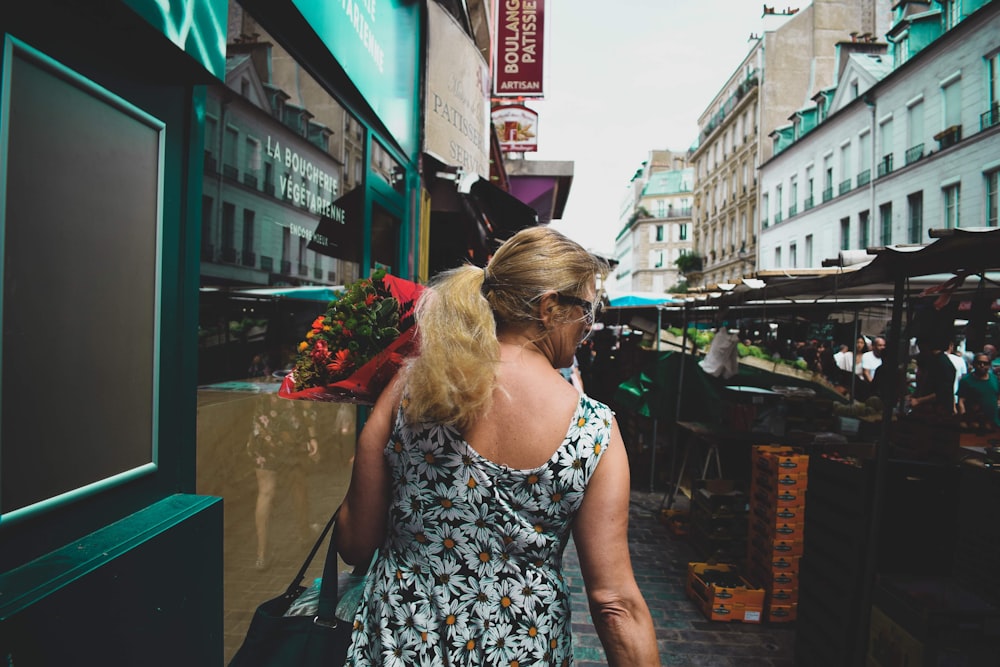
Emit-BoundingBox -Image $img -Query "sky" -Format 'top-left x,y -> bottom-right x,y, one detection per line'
523,0 -> 788,257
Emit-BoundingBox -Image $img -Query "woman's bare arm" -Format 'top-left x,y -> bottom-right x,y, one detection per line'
572,417 -> 660,666
334,375 -> 403,565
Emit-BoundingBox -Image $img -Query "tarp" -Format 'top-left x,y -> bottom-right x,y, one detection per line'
607,292 -> 680,307
615,350 -> 846,422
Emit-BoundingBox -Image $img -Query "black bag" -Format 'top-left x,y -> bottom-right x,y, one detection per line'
229,508 -> 353,666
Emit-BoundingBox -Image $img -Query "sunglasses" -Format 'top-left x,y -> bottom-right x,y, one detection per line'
557,294 -> 597,326
975,360 -> 991,366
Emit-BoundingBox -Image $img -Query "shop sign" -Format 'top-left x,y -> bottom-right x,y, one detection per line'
123,0 -> 227,78
424,1 -> 490,179
493,0 -> 545,98
492,104 -> 538,152
292,0 -> 420,158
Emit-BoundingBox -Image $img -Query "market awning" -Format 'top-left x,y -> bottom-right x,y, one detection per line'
461,175 -> 540,241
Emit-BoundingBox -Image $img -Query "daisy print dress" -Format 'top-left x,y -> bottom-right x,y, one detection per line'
346,394 -> 612,666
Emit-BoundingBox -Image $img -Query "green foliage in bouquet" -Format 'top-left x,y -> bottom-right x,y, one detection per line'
292,269 -> 402,391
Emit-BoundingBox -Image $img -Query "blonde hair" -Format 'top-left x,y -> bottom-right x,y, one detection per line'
403,227 -> 607,429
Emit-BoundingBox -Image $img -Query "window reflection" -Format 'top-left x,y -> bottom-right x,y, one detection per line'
195,5 -> 365,662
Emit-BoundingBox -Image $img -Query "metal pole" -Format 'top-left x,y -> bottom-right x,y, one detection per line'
650,306 -> 662,493
856,272 -> 904,664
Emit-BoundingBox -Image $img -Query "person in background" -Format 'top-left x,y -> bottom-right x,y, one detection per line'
906,337 -> 957,416
559,353 -> 585,393
957,352 -> 1000,430
945,340 -> 968,409
335,227 -> 660,666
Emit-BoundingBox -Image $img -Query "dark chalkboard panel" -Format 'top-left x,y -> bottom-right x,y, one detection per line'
0,37 -> 163,520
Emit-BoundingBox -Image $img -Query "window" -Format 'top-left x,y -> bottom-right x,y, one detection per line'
789,177 -> 798,217
906,101 -> 924,163
656,200 -> 666,217
989,52 -> 999,107
774,247 -> 782,268
945,0 -> 962,29
879,118 -> 893,168
859,210 -> 870,249
840,217 -> 850,250
679,224 -> 688,241
775,184 -> 783,223
987,170 -> 999,227
651,250 -> 664,268
943,182 -> 961,228
789,242 -> 797,268
241,209 -> 255,266
805,234 -> 813,267
655,225 -> 665,242
805,166 -> 814,209
908,192 -> 924,243
858,131 -> 871,184
823,155 -> 834,202
880,202 -> 893,245
942,78 -> 962,132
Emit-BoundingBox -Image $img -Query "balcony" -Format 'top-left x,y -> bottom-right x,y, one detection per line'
220,246 -> 237,263
905,143 -> 924,165
280,259 -> 292,274
877,154 -> 894,178
242,173 -> 258,189
804,195 -> 814,211
204,151 -> 217,174
788,204 -> 797,218
839,179 -> 852,196
982,104 -> 999,131
298,263 -> 309,277
857,169 -> 871,187
822,187 -> 834,203
327,271 -> 337,282
222,164 -> 238,180
934,125 -> 962,150
774,212 -> 783,225
260,256 -> 274,272
313,267 -> 323,280
264,182 -> 275,196
240,251 -> 256,268
762,217 -> 769,229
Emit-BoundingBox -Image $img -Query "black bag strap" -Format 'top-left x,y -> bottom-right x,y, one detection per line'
282,507 -> 341,614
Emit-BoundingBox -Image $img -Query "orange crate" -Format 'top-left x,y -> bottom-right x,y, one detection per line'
747,563 -> 799,590
751,517 -> 805,541
766,602 -> 798,623
754,485 -> 805,508
768,587 -> 799,605
697,599 -> 764,624
748,550 -> 801,574
753,471 -> 809,494
756,452 -> 810,475
753,502 -> 806,524
686,562 -> 766,608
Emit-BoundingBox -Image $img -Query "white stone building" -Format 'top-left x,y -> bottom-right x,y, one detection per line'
613,151 -> 693,293
759,0 -> 1000,270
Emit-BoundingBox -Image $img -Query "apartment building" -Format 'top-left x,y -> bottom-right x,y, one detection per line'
759,0 -> 1000,269
689,0 -> 893,287
614,151 -> 693,292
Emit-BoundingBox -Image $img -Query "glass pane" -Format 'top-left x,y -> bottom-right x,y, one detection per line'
194,5 -> 368,661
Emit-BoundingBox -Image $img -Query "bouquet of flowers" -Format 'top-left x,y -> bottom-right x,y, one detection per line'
278,270 -> 424,404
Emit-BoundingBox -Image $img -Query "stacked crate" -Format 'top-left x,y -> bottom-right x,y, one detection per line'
747,445 -> 808,623
685,562 -> 766,624
688,479 -> 749,566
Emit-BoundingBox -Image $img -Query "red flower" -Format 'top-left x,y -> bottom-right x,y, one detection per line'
311,316 -> 325,330
310,339 -> 330,364
365,293 -> 377,306
326,348 -> 353,375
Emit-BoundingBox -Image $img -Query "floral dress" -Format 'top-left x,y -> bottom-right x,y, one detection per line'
346,394 -> 612,666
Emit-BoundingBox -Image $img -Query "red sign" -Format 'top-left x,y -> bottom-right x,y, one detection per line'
493,0 -> 545,98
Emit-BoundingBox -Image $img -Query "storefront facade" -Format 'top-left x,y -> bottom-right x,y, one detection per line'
0,0 -> 422,662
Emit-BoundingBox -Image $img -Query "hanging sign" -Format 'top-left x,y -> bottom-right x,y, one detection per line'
492,104 -> 538,152
493,0 -> 545,97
